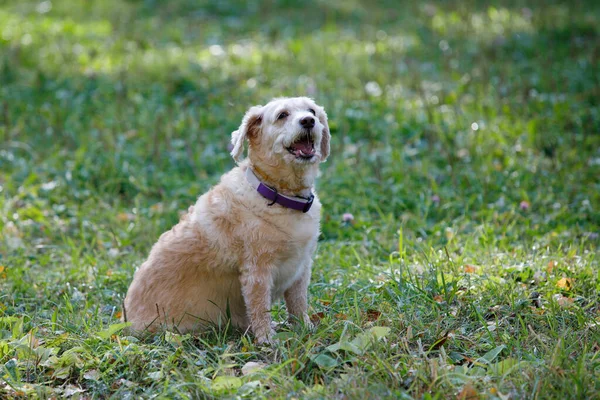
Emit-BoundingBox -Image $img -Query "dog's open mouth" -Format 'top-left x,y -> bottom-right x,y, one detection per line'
286,132 -> 315,159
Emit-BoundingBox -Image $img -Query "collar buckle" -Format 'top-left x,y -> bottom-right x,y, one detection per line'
303,194 -> 314,213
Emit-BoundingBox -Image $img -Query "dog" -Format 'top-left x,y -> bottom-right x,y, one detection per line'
123,97 -> 330,344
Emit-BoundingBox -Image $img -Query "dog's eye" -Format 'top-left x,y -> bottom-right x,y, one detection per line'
277,111 -> 289,120
308,108 -> 316,115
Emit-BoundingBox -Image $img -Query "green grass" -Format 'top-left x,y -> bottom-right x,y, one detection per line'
1,0 -> 599,398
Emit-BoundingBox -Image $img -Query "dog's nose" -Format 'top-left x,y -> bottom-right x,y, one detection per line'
300,116 -> 315,129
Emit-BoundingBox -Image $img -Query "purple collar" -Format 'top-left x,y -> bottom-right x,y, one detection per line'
245,167 -> 314,213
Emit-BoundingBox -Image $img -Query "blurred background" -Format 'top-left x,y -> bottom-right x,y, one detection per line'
1,0 -> 599,276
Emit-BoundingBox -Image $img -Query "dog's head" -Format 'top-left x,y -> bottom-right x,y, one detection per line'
230,97 -> 330,166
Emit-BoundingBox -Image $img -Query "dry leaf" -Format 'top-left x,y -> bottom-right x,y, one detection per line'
433,295 -> 444,303
310,312 -> 325,324
463,265 -> 478,274
241,361 -> 266,376
556,277 -> 573,290
83,369 -> 100,381
334,313 -> 348,320
531,307 -> 546,315
553,294 -> 574,307
117,213 -> 134,222
63,385 -> 85,397
547,260 -> 555,273
430,332 -> 449,350
366,309 -> 381,321
457,383 -> 479,400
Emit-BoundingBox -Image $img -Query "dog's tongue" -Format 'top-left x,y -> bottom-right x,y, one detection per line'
291,136 -> 315,156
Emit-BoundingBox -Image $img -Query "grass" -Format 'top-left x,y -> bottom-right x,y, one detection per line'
1,0 -> 599,398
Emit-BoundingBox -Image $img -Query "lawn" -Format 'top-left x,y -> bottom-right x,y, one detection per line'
1,0 -> 599,398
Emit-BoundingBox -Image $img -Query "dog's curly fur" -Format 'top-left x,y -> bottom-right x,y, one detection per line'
123,97 -> 330,343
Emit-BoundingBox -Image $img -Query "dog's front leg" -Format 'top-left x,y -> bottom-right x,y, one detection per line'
284,263 -> 311,326
240,265 -> 274,344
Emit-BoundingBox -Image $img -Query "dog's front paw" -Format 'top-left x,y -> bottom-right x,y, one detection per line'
302,313 -> 314,330
254,328 -> 276,346
289,313 -> 314,329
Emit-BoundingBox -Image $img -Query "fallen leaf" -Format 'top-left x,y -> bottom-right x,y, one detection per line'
457,383 -> 479,400
366,309 -> 381,321
147,371 -> 163,380
310,312 -> 325,324
547,260 -> 555,273
63,385 -> 85,397
117,213 -> 134,222
463,265 -> 478,273
83,369 -> 100,381
553,294 -> 574,307
433,295 -> 444,303
334,313 -> 348,320
531,306 -> 546,315
556,277 -> 573,290
429,332 -> 450,351
241,361 -> 266,376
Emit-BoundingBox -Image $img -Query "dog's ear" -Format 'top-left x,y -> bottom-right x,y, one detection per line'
317,108 -> 330,162
231,105 -> 263,163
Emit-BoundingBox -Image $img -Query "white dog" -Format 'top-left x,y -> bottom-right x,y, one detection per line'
123,97 -> 330,344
